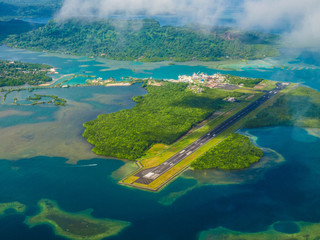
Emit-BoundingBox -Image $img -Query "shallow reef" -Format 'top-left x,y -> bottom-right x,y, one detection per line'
26,199 -> 130,240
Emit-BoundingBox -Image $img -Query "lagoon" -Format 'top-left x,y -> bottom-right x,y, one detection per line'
1,45 -> 320,90
0,44 -> 320,239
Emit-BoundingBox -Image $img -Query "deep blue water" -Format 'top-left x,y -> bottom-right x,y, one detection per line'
0,127 -> 319,240
273,221 -> 300,234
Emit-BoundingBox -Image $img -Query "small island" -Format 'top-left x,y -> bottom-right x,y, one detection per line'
26,199 -> 130,240
27,94 -> 67,106
191,133 -> 264,170
0,201 -> 26,215
199,221 -> 320,240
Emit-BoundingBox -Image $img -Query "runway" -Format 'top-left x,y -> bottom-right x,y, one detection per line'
134,83 -> 287,185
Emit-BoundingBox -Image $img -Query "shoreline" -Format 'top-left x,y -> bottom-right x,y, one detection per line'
39,74 -> 74,87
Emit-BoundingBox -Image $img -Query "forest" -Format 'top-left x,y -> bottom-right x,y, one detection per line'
27,94 -> 67,106
5,18 -> 279,62
0,60 -> 52,86
83,82 -> 244,160
245,86 -> 320,129
191,133 -> 264,170
226,75 -> 264,88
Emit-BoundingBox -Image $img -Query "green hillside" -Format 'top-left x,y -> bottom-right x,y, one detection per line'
5,18 -> 279,62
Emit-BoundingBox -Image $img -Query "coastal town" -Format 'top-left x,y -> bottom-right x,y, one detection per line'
177,73 -> 228,87
86,72 -> 253,92
170,72 -> 239,92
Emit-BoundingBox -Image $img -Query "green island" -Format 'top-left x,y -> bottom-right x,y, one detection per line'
245,86 -> 320,129
83,82 -> 244,160
199,221 -> 320,240
27,93 -> 67,106
1,87 -> 67,106
5,18 -> 279,62
26,199 -> 130,240
83,74 -> 291,191
191,133 -> 264,170
0,60 -> 53,87
0,201 -> 26,215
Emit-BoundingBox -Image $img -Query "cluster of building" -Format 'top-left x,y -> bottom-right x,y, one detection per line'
48,68 -> 59,74
87,77 -> 114,85
167,73 -> 234,92
176,73 -> 229,88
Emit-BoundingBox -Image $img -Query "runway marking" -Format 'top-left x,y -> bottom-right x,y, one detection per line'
131,83 -> 287,188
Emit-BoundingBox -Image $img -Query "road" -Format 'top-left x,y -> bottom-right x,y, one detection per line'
134,83 -> 287,185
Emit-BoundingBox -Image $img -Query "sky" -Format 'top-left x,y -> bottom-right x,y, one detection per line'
56,0 -> 320,49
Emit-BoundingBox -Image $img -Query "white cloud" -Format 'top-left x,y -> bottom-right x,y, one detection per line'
239,0 -> 320,48
56,0 -> 228,26
57,0 -> 320,49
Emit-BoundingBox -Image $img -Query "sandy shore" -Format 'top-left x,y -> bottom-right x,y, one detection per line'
39,74 -> 74,87
105,83 -> 132,87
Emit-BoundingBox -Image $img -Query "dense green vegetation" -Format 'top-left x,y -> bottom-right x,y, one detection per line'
0,60 -> 52,86
245,86 -> 320,128
83,82 -> 244,160
26,199 -> 129,240
191,133 -> 264,170
27,94 -> 67,106
226,75 -> 264,88
5,18 -> 279,62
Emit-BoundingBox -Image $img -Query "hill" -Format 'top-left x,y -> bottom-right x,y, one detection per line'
5,18 -> 279,62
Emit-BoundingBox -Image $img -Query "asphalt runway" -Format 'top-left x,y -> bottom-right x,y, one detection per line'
134,83 -> 287,185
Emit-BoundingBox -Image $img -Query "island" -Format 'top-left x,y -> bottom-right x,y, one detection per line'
199,221 -> 320,240
83,80 -> 245,160
82,73 -> 288,191
191,133 -> 264,170
27,94 -> 67,106
26,199 -> 130,240
0,60 -> 53,87
4,18 -> 279,62
0,201 -> 26,215
83,72 -> 320,191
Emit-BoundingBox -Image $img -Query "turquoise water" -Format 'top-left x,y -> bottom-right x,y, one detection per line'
1,42 -> 320,239
1,45 -> 320,90
0,85 -> 147,126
